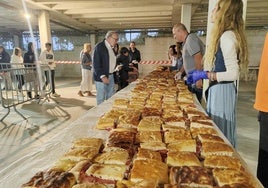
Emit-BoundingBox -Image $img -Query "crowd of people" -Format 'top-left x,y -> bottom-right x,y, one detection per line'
0,42 -> 60,98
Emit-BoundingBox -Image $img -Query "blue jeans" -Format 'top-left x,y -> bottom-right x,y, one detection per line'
95,74 -> 115,105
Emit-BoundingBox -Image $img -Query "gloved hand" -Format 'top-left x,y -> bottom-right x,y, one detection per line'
174,72 -> 182,80
186,70 -> 208,84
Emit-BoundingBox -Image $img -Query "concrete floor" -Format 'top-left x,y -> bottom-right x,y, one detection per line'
0,78 -> 260,182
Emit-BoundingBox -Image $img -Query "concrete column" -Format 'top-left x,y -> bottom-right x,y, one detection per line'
181,4 -> 192,32
38,11 -> 51,51
13,35 -> 20,48
90,34 -> 96,49
242,0 -> 247,22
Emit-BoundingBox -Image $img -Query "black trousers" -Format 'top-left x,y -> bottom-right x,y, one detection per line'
45,70 -> 55,93
16,75 -> 25,91
257,111 -> 268,187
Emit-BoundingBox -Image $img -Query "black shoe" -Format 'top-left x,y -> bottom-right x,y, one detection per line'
27,92 -> 32,99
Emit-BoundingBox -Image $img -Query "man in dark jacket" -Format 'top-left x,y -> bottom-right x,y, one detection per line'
23,42 -> 39,99
129,41 -> 141,69
93,31 -> 119,105
23,42 -> 35,65
0,45 -> 11,70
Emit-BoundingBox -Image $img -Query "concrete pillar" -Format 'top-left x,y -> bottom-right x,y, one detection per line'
90,34 -> 96,49
242,0 -> 247,22
38,11 -> 51,51
181,4 -> 192,32
13,35 -> 20,48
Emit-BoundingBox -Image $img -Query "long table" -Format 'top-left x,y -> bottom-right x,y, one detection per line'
0,80 -> 263,187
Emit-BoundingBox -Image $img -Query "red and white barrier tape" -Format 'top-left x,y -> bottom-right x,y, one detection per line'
55,60 -> 171,65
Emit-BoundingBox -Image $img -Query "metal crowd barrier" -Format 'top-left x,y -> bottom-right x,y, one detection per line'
0,63 -> 52,121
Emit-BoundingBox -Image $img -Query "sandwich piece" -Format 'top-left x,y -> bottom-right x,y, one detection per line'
220,182 -> 255,188
167,139 -> 196,153
137,117 -> 162,131
117,112 -> 141,129
72,137 -> 104,150
142,107 -> 162,117
197,134 -> 225,143
190,120 -> 214,128
162,109 -> 184,119
164,129 -> 192,143
70,160 -> 91,182
130,159 -> 168,184
190,115 -> 211,122
93,149 -> 129,165
190,127 -> 219,139
169,166 -> 215,187
201,141 -> 234,158
113,98 -> 129,108
162,117 -> 186,127
212,168 -> 253,187
51,158 -> 79,172
136,148 -> 162,161
108,128 -> 137,145
96,116 -> 116,130
85,164 -> 126,181
204,155 -> 242,170
61,147 -> 99,162
166,151 -> 201,167
140,141 -> 166,151
136,131 -> 162,143
116,179 -> 158,188
21,169 -> 76,188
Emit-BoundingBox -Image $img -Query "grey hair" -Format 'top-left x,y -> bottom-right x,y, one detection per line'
105,31 -> 118,39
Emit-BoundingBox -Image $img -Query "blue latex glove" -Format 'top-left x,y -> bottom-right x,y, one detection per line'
187,70 -> 208,85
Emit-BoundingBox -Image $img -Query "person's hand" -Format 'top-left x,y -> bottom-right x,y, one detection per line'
115,64 -> 123,71
101,76 -> 109,84
174,72 -> 182,80
187,70 -> 208,84
132,60 -> 138,64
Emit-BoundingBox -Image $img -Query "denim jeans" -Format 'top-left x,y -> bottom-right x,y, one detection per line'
95,74 -> 115,105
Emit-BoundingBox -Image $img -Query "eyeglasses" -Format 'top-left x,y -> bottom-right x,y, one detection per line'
111,36 -> 119,42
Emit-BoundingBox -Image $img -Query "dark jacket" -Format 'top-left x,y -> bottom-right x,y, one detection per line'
23,43 -> 35,67
81,52 -> 92,70
0,47 -> 10,70
93,40 -> 110,82
116,54 -> 132,81
129,48 -> 141,69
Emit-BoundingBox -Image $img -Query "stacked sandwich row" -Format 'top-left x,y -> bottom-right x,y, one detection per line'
21,67 -> 257,188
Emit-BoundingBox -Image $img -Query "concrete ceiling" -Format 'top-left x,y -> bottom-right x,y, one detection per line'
0,0 -> 268,34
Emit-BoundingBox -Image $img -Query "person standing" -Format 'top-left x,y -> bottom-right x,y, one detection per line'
93,31 -> 119,105
39,42 -> 60,97
10,47 -> 25,95
129,41 -> 141,70
0,45 -> 10,70
172,23 -> 205,102
0,46 -> 11,90
23,42 -> 39,99
186,0 -> 248,147
254,33 -> 268,187
78,43 -> 95,97
116,47 -> 136,90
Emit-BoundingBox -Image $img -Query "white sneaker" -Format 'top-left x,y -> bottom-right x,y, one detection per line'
52,92 -> 61,97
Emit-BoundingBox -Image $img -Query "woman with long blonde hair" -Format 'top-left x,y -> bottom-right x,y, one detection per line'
187,0 -> 248,147
78,43 -> 95,97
